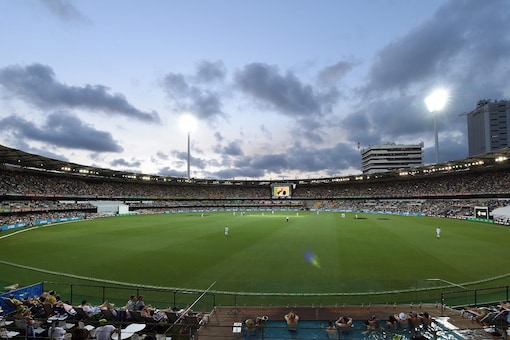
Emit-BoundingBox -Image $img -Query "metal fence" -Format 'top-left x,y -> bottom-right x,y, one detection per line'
41,281 -> 510,314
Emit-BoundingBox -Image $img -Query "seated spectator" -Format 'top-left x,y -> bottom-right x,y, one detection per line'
325,320 -> 338,339
78,300 -> 110,317
408,311 -> 421,328
49,326 -> 66,340
23,296 -> 45,318
94,319 -> 117,340
365,315 -> 380,331
335,316 -> 352,330
486,302 -> 510,325
71,328 -> 90,340
385,315 -> 398,331
254,316 -> 265,330
173,304 -> 192,316
123,295 -> 136,310
134,295 -> 145,311
44,290 -> 58,305
14,308 -> 42,336
53,296 -> 68,315
462,306 -> 489,323
194,311 -> 210,326
500,302 -> 510,321
244,318 -> 256,336
8,294 -> 24,311
141,305 -> 166,322
395,312 -> 409,328
59,300 -> 78,316
117,295 -> 136,321
284,311 -> 299,331
419,312 -> 433,329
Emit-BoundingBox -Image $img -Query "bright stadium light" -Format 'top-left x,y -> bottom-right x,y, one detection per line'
180,114 -> 197,179
425,89 -> 448,164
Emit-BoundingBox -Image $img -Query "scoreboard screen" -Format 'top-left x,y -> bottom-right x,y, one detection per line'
474,206 -> 489,219
271,183 -> 292,198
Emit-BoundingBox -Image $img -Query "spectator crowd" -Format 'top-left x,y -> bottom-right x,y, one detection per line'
2,165 -> 510,228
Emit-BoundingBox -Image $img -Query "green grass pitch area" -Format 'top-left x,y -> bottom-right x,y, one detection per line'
1,211 -> 509,298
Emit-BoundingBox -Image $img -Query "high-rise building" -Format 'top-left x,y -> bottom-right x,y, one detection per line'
467,99 -> 510,156
361,143 -> 423,174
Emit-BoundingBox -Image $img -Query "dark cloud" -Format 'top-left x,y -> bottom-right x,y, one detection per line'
7,138 -> 70,162
0,112 -> 122,152
6,1 -> 508,179
198,140 -> 361,179
214,132 -> 224,143
317,60 -> 359,87
158,167 -> 186,178
363,0 -> 510,95
195,60 -> 226,83
190,89 -> 224,120
162,71 -> 225,122
171,149 -> 208,172
215,141 -> 243,157
343,95 -> 427,144
155,151 -> 169,161
161,73 -> 189,97
0,64 -> 160,123
234,63 -> 325,118
292,117 -> 326,144
110,158 -> 142,168
341,93 -> 469,164
210,167 -> 266,180
285,142 -> 360,176
39,0 -> 90,23
341,0 -> 510,165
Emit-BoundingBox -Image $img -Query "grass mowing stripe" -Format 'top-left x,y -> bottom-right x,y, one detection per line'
1,212 -> 509,296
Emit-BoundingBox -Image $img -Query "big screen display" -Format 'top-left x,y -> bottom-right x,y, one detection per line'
271,183 -> 292,198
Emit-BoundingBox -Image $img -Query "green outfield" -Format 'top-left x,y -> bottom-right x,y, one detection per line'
1,211 -> 509,306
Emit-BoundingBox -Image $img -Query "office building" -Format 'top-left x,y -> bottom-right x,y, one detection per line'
361,143 -> 423,174
467,99 -> 510,156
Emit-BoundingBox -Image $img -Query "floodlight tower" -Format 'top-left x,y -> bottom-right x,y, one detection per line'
180,114 -> 197,179
425,89 -> 448,164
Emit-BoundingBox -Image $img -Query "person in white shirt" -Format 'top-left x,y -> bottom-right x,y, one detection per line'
94,319 -> 116,340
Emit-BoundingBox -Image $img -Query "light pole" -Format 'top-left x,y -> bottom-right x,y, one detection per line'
187,131 -> 191,179
424,89 -> 448,164
180,114 -> 197,179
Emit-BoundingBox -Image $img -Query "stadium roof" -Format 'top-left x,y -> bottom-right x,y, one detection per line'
1,144 -> 510,185
0,144 -> 158,181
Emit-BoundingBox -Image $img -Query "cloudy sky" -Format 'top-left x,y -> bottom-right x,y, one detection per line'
0,0 -> 509,180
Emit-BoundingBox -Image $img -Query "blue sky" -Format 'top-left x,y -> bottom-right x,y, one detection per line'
0,0 -> 509,180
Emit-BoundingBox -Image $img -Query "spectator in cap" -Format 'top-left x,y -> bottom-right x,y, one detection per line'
395,312 -> 409,329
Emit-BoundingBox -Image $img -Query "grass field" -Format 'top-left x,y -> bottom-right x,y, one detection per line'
1,211 -> 509,306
